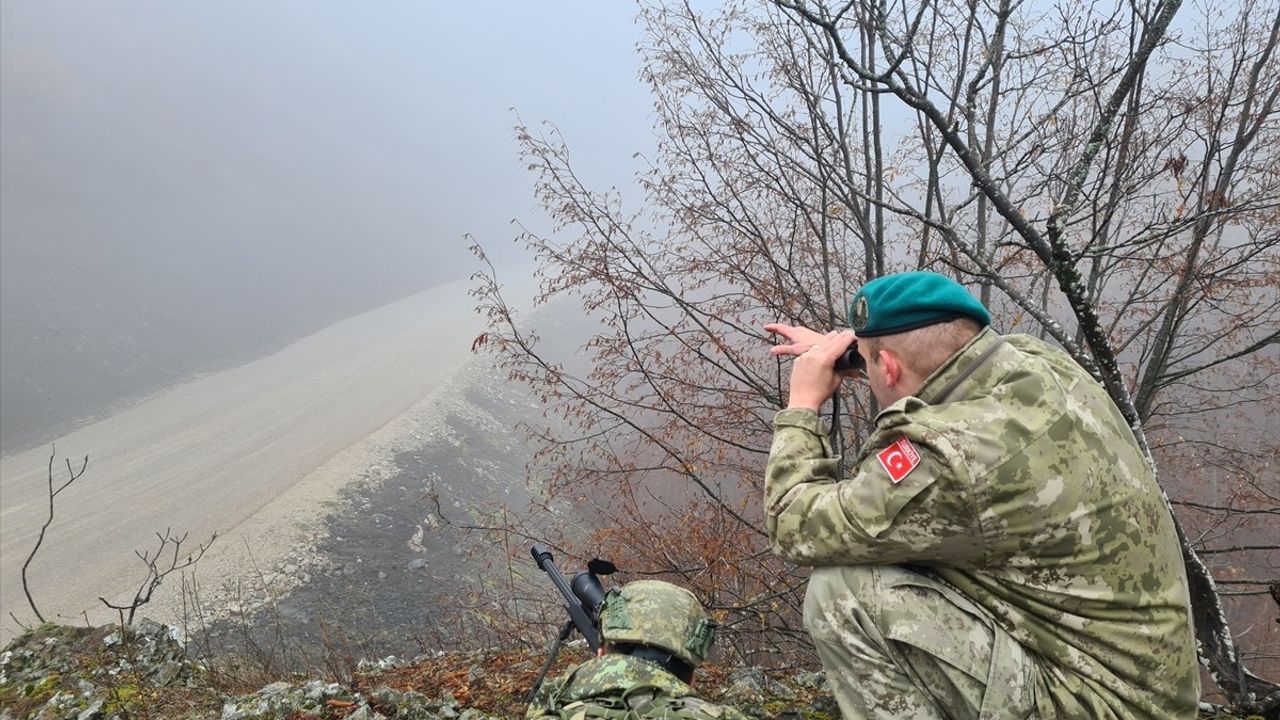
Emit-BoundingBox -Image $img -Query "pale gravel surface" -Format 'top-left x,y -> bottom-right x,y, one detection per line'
189,356 -> 548,656
0,273 -> 535,643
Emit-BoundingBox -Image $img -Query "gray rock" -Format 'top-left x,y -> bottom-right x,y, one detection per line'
131,619 -> 157,637
766,676 -> 796,700
35,691 -> 78,719
433,701 -> 460,719
792,671 -> 827,689
723,666 -> 796,702
76,699 -> 104,720
723,668 -> 766,705
392,689 -> 438,720
357,655 -> 403,672
152,659 -> 183,686
408,558 -> 429,571
808,694 -> 838,717
260,681 -> 292,698
302,679 -> 343,701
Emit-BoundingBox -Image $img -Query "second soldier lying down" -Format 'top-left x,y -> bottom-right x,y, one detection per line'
526,580 -> 748,719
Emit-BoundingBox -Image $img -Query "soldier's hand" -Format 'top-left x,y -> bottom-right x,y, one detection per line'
786,330 -> 856,411
764,322 -> 826,357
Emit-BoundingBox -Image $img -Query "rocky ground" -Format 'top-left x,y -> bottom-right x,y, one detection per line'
0,621 -> 840,720
2,621 -> 1269,720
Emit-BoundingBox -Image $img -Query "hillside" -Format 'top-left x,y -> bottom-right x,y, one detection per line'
2,621 -> 1266,719
0,622 -> 838,720
0,276 -> 538,646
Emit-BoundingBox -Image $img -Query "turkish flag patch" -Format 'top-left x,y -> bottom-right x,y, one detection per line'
876,437 -> 921,484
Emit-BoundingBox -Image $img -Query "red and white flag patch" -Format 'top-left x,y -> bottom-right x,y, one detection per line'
876,437 -> 921,484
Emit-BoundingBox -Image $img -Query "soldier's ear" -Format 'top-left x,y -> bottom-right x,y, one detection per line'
877,349 -> 902,387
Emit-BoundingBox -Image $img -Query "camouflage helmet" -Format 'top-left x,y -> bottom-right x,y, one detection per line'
599,580 -> 718,668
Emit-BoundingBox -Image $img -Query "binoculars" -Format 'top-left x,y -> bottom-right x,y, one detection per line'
834,343 -> 866,374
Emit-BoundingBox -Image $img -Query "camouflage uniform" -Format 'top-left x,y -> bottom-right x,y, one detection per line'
527,580 -> 748,719
766,327 -> 1199,719
525,654 -> 749,719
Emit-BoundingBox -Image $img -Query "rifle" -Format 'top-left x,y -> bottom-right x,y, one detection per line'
526,544 -> 617,701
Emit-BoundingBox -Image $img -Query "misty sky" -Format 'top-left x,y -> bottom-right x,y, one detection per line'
0,2 -> 655,450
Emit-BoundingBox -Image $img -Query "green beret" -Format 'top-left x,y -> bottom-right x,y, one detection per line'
847,271 -> 990,337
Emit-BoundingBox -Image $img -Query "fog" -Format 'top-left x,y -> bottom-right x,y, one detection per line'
1,2 -> 652,452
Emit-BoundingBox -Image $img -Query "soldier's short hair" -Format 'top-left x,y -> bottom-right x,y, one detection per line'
861,317 -> 981,377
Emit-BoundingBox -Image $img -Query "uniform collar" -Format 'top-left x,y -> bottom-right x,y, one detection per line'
557,653 -> 693,700
916,326 -> 1006,406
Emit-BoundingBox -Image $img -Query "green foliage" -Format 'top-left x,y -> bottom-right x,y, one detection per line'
18,671 -> 61,701
104,682 -> 144,713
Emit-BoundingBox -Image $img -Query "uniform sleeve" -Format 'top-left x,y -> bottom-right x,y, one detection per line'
524,673 -> 566,718
765,408 -> 984,566
524,691 -> 551,718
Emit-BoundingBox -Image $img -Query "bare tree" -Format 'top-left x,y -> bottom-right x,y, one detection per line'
99,528 -> 217,626
472,0 -> 1279,709
17,447 -> 89,625
14,446 -> 218,634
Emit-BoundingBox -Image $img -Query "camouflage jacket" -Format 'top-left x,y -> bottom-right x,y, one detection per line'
525,654 -> 749,719
766,327 -> 1199,719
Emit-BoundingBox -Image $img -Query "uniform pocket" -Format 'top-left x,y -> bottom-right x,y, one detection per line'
877,571 -> 1037,720
880,572 -> 995,683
